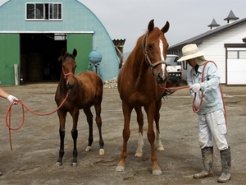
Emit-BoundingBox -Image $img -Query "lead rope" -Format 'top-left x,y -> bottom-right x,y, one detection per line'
192,61 -> 227,124
5,93 -> 69,150
192,61 -> 208,113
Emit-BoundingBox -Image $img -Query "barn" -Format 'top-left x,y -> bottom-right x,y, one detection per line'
0,0 -> 119,85
169,11 -> 246,85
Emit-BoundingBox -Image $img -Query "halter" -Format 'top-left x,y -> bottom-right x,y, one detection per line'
61,53 -> 76,79
143,34 -> 166,68
62,68 -> 74,79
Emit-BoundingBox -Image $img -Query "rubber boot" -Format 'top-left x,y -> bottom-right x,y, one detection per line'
217,147 -> 231,183
193,147 -> 213,179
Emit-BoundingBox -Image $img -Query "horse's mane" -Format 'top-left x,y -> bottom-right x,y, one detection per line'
126,34 -> 145,62
131,27 -> 160,55
123,33 -> 150,88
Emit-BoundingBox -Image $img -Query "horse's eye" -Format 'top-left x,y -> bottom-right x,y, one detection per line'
147,44 -> 154,51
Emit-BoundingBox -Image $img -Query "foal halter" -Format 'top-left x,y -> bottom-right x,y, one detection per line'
143,34 -> 166,68
62,68 -> 74,79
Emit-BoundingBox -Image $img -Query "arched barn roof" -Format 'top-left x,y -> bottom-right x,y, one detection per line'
0,0 -> 119,83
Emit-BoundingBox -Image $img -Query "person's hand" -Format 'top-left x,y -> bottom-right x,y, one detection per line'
7,95 -> 19,104
191,83 -> 201,93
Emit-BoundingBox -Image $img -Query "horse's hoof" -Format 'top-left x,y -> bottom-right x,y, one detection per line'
152,169 -> 162,176
85,146 -> 92,152
135,152 -> 143,158
157,145 -> 164,151
99,148 -> 104,155
116,165 -> 125,172
56,161 -> 62,166
71,162 -> 77,167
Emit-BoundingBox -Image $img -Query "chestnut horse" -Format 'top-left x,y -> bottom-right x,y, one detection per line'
116,20 -> 170,175
55,49 -> 104,166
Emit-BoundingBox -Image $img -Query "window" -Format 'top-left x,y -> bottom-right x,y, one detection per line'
49,4 -> 62,19
227,51 -> 238,59
227,50 -> 246,59
26,3 -> 62,20
239,51 -> 246,59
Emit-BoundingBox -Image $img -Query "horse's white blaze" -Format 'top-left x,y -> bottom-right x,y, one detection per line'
159,39 -> 166,78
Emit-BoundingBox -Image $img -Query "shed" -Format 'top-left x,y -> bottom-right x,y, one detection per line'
168,11 -> 246,85
0,0 -> 119,85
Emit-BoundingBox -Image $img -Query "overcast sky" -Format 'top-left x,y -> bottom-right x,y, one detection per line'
81,0 -> 245,52
0,0 -> 245,52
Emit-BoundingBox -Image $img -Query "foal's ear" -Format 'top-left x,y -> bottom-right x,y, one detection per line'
161,21 -> 170,33
73,49 -> 77,58
148,19 -> 154,32
60,48 -> 66,56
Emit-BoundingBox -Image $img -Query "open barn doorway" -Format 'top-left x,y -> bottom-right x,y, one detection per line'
20,33 -> 66,84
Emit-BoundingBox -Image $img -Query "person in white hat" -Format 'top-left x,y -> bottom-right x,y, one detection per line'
178,44 -> 231,183
0,87 -> 18,176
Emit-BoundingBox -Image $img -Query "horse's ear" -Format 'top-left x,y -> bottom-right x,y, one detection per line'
161,21 -> 170,33
148,19 -> 154,32
73,49 -> 77,58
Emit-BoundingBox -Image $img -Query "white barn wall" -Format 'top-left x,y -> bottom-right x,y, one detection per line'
200,41 -> 226,83
198,23 -> 246,84
228,57 -> 246,84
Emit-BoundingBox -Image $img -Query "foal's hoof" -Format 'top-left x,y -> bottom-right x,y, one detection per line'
56,161 -> 62,166
85,146 -> 92,152
99,148 -> 105,155
116,165 -> 125,172
152,169 -> 162,176
71,162 -> 77,167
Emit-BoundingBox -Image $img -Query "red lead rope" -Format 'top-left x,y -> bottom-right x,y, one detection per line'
191,61 -> 208,113
5,93 -> 68,150
190,61 -> 227,124
163,61 -> 227,123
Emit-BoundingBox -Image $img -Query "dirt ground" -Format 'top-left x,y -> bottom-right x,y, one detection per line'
0,84 -> 246,185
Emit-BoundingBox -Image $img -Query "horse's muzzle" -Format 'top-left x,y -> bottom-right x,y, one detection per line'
66,82 -> 74,90
153,71 -> 167,84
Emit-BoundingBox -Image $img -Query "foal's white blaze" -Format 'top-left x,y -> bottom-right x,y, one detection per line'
159,39 -> 166,78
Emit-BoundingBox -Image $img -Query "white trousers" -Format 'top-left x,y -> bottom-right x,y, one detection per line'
198,109 -> 229,151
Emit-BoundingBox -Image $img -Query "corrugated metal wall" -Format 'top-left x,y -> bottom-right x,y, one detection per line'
0,34 -> 19,85
67,33 -> 93,73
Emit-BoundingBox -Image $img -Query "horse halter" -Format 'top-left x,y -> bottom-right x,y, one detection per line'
143,34 -> 166,68
62,68 -> 75,90
62,68 -> 74,79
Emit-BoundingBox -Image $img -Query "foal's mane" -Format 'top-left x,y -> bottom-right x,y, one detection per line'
63,53 -> 75,61
62,49 -> 77,62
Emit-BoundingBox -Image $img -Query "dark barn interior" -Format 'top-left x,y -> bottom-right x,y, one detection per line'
20,33 -> 66,84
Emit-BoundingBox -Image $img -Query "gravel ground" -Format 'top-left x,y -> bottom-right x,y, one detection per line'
0,83 -> 245,185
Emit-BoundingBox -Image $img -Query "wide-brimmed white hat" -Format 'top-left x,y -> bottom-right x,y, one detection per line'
177,44 -> 204,62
